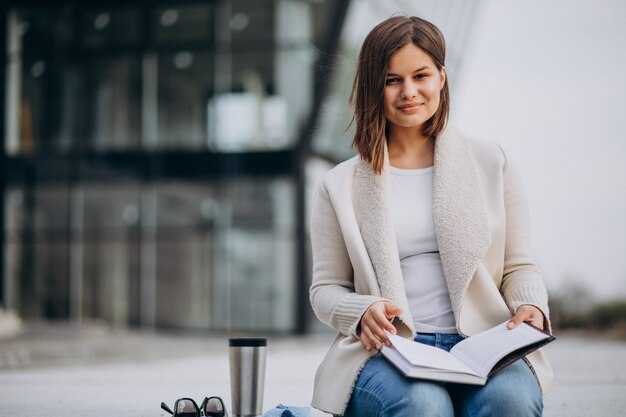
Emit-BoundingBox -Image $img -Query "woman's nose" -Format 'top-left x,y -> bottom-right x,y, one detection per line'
400,81 -> 417,99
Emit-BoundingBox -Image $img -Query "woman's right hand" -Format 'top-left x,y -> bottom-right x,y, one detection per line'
359,301 -> 403,351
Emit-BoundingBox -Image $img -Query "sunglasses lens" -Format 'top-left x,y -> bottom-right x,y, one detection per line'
204,397 -> 224,416
175,399 -> 199,417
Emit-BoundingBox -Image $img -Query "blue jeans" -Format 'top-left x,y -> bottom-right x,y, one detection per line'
343,333 -> 543,417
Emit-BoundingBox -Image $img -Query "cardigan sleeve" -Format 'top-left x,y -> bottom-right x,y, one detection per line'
498,148 -> 552,332
309,177 -> 387,338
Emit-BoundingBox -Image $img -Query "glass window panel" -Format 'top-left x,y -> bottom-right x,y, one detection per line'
309,48 -> 358,161
310,0 -> 336,50
153,4 -> 213,44
4,185 -> 69,318
219,178 -> 274,227
83,240 -> 137,326
210,0 -> 316,152
82,7 -> 142,47
211,177 -> 295,332
155,182 -> 216,230
152,182 -> 214,329
20,14 -> 84,155
20,39 -> 60,154
230,0 -> 275,51
5,187 -> 27,236
21,57 -> 81,154
3,241 -> 21,312
155,237 -> 212,329
80,182 -> 140,325
34,242 -> 70,320
209,51 -> 293,151
86,56 -> 142,150
21,53 -> 142,152
156,52 -> 213,148
4,187 -> 28,311
82,182 -> 140,235
18,7 -> 75,50
212,228 -> 294,332
3,239 -> 71,320
34,185 -> 70,236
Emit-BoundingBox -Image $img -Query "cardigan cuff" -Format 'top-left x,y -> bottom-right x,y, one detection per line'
333,293 -> 387,338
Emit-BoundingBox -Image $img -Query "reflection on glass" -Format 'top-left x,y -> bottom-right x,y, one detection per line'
82,7 -> 141,47
35,242 -> 70,319
89,57 -> 142,150
230,0 -> 274,49
34,185 -> 71,233
82,183 -> 140,326
211,177 -> 295,332
83,183 -> 140,233
156,52 -> 212,148
208,92 -> 288,151
83,241 -> 136,326
153,4 -> 213,44
153,182 -> 214,329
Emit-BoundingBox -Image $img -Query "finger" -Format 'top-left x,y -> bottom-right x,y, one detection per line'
360,335 -> 369,351
507,311 -> 529,329
366,324 -> 386,351
367,327 -> 384,350
359,326 -> 372,351
361,324 -> 381,351
366,317 -> 390,350
372,318 -> 396,346
374,310 -> 397,332
371,309 -> 396,339
361,332 -> 372,352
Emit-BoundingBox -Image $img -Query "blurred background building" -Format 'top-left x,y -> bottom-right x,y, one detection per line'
1,0 -> 356,334
2,0 -> 625,337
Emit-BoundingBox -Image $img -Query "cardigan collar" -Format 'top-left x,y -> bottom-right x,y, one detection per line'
353,127 -> 491,332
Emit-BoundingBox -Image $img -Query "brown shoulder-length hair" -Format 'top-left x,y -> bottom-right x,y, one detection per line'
350,16 -> 449,174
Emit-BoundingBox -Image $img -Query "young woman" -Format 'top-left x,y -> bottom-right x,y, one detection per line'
309,15 -> 552,417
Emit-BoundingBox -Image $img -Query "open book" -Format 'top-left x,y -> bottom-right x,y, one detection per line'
381,321 -> 555,385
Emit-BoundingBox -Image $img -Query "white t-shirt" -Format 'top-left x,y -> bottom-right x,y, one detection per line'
388,165 -> 457,333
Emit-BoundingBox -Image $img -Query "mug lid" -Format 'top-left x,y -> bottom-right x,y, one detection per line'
229,338 -> 267,347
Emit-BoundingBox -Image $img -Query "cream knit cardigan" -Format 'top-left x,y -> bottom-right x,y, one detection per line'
309,127 -> 553,415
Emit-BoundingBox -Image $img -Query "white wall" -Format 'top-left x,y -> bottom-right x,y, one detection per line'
454,0 -> 626,299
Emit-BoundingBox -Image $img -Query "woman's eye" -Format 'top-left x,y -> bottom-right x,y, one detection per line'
385,78 -> 399,85
414,73 -> 427,79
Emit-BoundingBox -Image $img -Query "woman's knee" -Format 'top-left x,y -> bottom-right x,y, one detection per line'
455,360 -> 543,417
382,382 -> 454,417
492,361 -> 542,416
346,355 -> 454,417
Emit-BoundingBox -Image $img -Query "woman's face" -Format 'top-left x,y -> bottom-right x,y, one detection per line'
383,43 -> 446,135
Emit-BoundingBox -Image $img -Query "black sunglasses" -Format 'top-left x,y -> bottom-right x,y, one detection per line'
161,396 -> 227,417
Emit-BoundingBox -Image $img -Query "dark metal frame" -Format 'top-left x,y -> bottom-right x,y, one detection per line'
0,3 -> 7,308
5,150 -> 297,182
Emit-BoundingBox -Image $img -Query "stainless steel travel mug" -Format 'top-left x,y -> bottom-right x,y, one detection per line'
229,338 -> 267,417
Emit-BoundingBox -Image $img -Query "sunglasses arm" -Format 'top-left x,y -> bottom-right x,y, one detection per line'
161,402 -> 174,415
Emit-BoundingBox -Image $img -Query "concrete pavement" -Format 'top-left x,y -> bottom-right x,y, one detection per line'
0,323 -> 625,416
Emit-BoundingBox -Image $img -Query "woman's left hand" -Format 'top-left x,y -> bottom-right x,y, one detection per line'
507,305 -> 545,330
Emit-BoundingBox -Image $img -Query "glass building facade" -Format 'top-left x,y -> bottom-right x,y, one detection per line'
1,0 -> 350,333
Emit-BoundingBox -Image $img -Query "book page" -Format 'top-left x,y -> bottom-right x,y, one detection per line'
385,332 -> 478,376
450,321 -> 549,377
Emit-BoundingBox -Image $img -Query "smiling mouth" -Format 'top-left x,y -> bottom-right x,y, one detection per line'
397,103 -> 423,112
